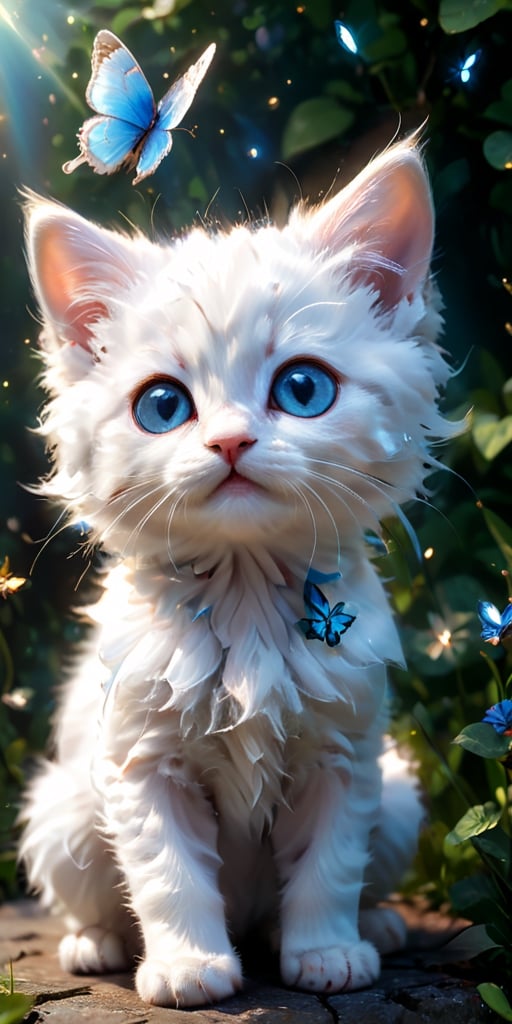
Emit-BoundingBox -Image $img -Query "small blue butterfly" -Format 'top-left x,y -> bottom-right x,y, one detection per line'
63,30 -> 215,186
477,600 -> 512,646
298,579 -> 356,648
458,51 -> 480,85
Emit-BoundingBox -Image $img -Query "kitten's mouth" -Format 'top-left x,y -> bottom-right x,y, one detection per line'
214,468 -> 262,495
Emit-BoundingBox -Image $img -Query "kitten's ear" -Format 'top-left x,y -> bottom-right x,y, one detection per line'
289,138 -> 434,310
24,193 -> 133,352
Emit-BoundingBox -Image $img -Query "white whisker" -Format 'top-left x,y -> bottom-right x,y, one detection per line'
299,479 -> 342,567
100,480 -> 167,549
307,457 -> 422,559
29,504 -> 77,575
165,490 -> 187,571
287,481 -> 319,569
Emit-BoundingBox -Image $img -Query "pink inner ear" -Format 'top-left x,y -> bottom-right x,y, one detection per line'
299,146 -> 434,311
67,300 -> 109,349
32,220 -> 110,351
371,162 -> 434,307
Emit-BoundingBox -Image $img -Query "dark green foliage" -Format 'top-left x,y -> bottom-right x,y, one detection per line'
0,0 -> 512,1001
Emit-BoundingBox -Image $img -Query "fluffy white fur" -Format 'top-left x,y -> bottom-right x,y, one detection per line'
21,139 -> 456,1007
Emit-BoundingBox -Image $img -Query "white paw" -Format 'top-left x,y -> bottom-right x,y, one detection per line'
359,907 -> 407,954
135,952 -> 243,1007
59,927 -> 130,974
281,940 -> 379,993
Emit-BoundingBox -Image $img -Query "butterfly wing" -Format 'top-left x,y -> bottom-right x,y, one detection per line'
87,30 -> 156,129
298,616 -> 327,642
325,603 -> 356,648
303,580 -> 330,621
132,126 -> 173,185
477,600 -> 502,644
156,43 -> 216,130
297,581 -> 330,642
134,43 -> 215,184
63,114 -> 145,176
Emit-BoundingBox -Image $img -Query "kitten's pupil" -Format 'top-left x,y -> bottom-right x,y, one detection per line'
290,372 -> 315,407
157,391 -> 179,422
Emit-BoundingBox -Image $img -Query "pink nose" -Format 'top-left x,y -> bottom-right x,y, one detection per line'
207,433 -> 257,466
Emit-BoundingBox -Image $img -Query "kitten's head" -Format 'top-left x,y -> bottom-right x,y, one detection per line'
25,138 -> 457,570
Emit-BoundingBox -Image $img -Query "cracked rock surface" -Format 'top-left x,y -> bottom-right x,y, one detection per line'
0,901 -> 491,1023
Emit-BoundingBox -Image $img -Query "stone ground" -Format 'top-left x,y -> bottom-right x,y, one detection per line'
0,900 -> 494,1024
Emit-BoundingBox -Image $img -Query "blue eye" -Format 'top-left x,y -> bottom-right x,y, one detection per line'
133,379 -> 194,434
271,361 -> 337,418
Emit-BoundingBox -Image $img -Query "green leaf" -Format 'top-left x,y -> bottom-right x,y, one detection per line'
325,80 -> 365,104
242,10 -> 266,31
444,802 -> 501,846
303,0 -> 331,30
281,98 -> 354,160
110,8 -> 142,36
429,924 -> 500,963
450,873 -> 502,919
485,100 -> 512,127
472,411 -> 512,459
0,992 -> 35,1024
484,130 -> 512,170
363,27 -> 407,63
433,159 -> 471,206
453,722 -> 512,759
490,181 -> 512,215
473,825 -> 512,877
477,983 -> 512,1021
483,507 -> 512,572
439,0 -> 504,34
188,175 -> 208,204
504,378 -> 512,413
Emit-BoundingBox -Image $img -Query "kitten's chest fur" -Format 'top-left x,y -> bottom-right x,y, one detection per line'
92,546 -> 390,833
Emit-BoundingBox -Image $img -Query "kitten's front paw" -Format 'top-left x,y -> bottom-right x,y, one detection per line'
59,927 -> 129,974
135,952 -> 243,1007
281,940 -> 379,993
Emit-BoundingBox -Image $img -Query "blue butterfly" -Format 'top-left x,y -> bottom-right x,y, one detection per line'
63,31 -> 215,186
477,600 -> 512,646
298,580 -> 356,648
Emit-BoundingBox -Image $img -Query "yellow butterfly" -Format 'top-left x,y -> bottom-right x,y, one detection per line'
0,556 -> 27,598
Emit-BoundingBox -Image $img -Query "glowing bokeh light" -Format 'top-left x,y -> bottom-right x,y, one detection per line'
437,629 -> 452,648
334,20 -> 358,55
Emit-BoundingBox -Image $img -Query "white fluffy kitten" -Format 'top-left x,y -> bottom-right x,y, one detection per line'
21,139 -> 454,1008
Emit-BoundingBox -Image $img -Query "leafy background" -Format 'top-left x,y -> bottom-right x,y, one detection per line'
0,0 -> 512,988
